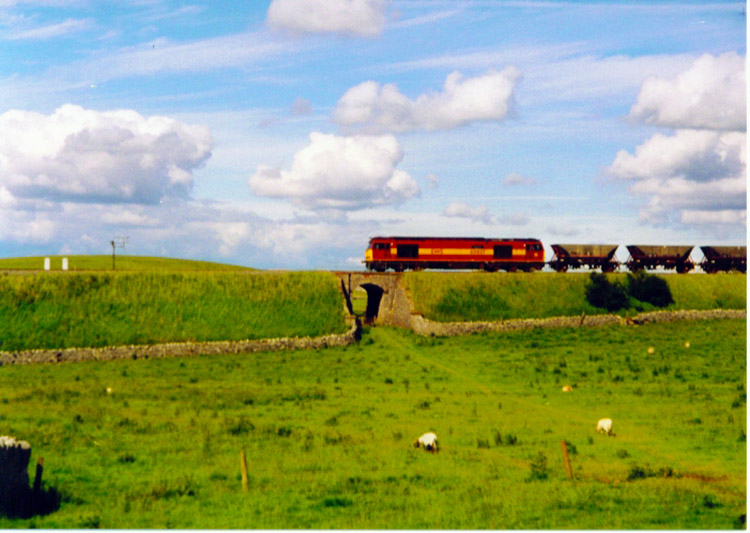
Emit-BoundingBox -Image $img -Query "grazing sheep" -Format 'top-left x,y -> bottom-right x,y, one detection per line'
413,432 -> 439,453
597,418 -> 614,436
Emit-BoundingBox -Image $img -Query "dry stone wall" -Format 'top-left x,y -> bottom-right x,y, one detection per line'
409,308 -> 746,337
0,320 -> 360,367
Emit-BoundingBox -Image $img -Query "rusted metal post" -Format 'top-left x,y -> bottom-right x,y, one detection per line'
240,449 -> 249,492
32,457 -> 43,495
560,441 -> 573,480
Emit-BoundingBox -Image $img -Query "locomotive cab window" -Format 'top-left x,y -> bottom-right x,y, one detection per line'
373,243 -> 388,250
529,243 -> 542,251
397,244 -> 419,258
494,245 -> 512,259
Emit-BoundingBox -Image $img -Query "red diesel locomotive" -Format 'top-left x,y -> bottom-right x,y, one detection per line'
364,236 -> 545,272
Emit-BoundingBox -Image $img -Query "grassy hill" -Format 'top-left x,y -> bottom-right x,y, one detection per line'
0,319 -> 744,528
0,271 -> 347,351
404,272 -> 746,322
0,255 -> 253,272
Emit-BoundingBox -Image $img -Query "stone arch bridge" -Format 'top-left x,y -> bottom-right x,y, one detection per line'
334,272 -> 413,328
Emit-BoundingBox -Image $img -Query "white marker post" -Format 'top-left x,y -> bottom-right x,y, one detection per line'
62,257 -> 69,271
44,257 -> 50,271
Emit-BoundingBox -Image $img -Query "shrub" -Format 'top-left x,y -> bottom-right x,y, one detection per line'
585,273 -> 630,311
526,452 -> 549,481
626,271 -> 674,307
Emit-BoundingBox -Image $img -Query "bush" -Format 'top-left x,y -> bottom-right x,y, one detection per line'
626,271 -> 674,307
526,452 -> 549,481
585,273 -> 630,311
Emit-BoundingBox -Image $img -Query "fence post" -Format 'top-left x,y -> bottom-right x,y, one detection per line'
240,449 -> 249,492
560,440 -> 573,480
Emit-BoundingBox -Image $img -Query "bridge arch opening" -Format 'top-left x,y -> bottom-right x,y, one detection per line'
359,283 -> 384,325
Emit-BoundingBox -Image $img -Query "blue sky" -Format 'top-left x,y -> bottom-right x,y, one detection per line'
0,0 -> 745,269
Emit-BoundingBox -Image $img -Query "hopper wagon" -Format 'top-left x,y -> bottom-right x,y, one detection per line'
549,244 -> 620,272
700,246 -> 747,273
364,236 -> 545,272
625,245 -> 695,273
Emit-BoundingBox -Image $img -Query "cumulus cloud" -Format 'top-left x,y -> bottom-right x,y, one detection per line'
630,52 -> 746,131
608,130 -> 746,225
333,67 -> 520,133
248,132 -> 419,210
266,0 -> 389,37
443,201 -> 492,224
609,130 -> 745,183
503,172 -> 536,186
608,53 -> 746,229
0,104 -> 212,204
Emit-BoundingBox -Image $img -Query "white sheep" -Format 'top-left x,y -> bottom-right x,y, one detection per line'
596,418 -> 614,436
413,432 -> 439,453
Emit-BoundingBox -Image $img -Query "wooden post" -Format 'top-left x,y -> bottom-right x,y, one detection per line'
33,457 -> 44,494
240,449 -> 249,492
560,441 -> 573,480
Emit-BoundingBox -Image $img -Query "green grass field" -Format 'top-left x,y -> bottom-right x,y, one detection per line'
404,272 -> 746,322
0,319 -> 745,529
0,255 -> 252,272
0,271 -> 347,351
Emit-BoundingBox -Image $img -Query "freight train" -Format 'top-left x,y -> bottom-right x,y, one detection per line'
364,236 -> 746,274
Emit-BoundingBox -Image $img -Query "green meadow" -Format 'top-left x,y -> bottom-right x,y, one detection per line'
0,319 -> 745,529
0,255 -> 252,272
0,271 -> 347,351
404,272 -> 746,322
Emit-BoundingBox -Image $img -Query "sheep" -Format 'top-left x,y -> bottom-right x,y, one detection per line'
562,385 -> 573,392
413,432 -> 439,453
596,418 -> 614,436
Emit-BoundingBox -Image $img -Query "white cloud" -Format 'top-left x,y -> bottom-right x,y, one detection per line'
607,52 -> 747,230
680,209 -> 746,227
609,130 -> 745,183
248,132 -> 419,210
608,128 -> 746,226
497,212 -> 531,226
503,172 -> 536,186
333,67 -> 520,132
266,0 -> 389,37
0,104 -> 213,204
629,52 -> 746,131
443,201 -> 492,224
3,17 -> 90,40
